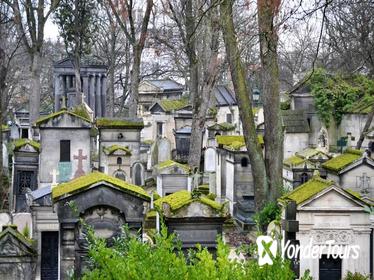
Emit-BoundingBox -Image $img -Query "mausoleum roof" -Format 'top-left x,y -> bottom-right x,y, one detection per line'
154,190 -> 224,213
279,176 -> 334,205
146,79 -> 184,91
96,118 -> 144,129
322,149 -> 363,172
150,98 -> 190,112
215,135 -> 264,151
35,108 -> 91,126
283,155 -> 306,168
208,122 -> 235,131
103,145 -> 132,156
0,225 -> 35,254
154,160 -> 190,172
296,148 -> 327,159
12,138 -> 40,152
52,171 -> 150,200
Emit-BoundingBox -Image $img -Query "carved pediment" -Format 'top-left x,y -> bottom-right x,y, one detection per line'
0,229 -> 35,257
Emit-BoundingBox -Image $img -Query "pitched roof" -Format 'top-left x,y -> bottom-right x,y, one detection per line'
146,79 -> 184,91
279,176 -> 334,205
151,98 -> 190,112
282,109 -> 310,133
283,155 -> 306,168
153,160 -> 190,172
12,138 -> 40,152
52,171 -> 150,200
96,118 -> 144,129
103,145 -> 132,156
0,225 -> 35,255
154,190 -> 224,212
322,149 -> 363,172
214,85 -> 237,106
208,122 -> 236,131
296,148 -> 326,159
35,108 -> 91,126
215,135 -> 264,151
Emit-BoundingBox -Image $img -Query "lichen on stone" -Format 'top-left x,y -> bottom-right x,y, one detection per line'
96,118 -> 144,128
322,149 -> 362,172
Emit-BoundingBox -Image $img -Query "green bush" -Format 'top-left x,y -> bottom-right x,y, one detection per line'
253,202 -> 281,233
343,271 -> 371,280
82,225 -> 295,280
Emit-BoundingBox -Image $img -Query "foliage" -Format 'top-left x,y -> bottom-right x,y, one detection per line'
53,0 -> 98,57
253,202 -> 281,233
280,100 -> 291,110
82,225 -> 295,280
308,68 -> 374,127
300,269 -> 313,280
22,223 -> 30,239
343,271 -> 371,280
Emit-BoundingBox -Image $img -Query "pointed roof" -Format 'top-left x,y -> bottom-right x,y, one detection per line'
0,225 -> 35,256
322,149 -> 363,173
52,171 -> 150,200
35,108 -> 91,126
96,118 -> 144,129
153,160 -> 190,173
103,145 -> 132,156
149,98 -> 190,113
208,122 -> 236,131
214,85 -> 237,106
215,135 -> 264,151
145,79 -> 184,91
12,138 -> 40,152
296,148 -> 329,159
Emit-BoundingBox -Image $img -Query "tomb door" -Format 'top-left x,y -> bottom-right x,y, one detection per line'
15,169 -> 37,212
319,255 -> 341,280
41,231 -> 59,280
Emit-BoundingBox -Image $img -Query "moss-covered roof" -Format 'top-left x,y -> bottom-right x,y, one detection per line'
215,135 -> 264,150
52,171 -> 150,200
13,138 -> 40,152
279,176 -> 334,205
96,118 -> 144,128
154,190 -> 223,212
157,98 -> 190,112
103,145 -> 132,156
283,155 -> 305,167
296,148 -> 325,159
70,104 -> 91,120
322,149 -> 363,172
208,122 -> 235,131
154,160 -> 190,172
35,108 -> 91,126
0,225 -> 35,251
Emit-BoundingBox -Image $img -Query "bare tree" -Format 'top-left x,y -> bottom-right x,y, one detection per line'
108,0 -> 154,117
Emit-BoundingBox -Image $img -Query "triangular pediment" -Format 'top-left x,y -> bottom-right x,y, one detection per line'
36,110 -> 91,129
18,143 -> 38,153
0,228 -> 35,257
299,186 -> 366,210
139,81 -> 161,93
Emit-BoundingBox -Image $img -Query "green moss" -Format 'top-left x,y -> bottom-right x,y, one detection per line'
216,135 -> 263,151
283,155 -> 305,167
96,118 -> 144,128
154,160 -> 190,172
154,190 -> 223,212
0,225 -> 35,249
208,107 -> 217,117
13,138 -> 40,152
279,176 -> 334,205
1,124 -> 9,131
322,150 -> 362,172
296,148 -> 321,159
35,108 -> 91,126
158,98 -> 190,112
208,122 -> 235,131
104,145 -> 132,156
345,189 -> 362,199
70,104 -> 91,120
52,171 -> 150,200
142,140 -> 154,145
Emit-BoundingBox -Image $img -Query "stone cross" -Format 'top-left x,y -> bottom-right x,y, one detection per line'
358,173 -> 371,190
73,149 -> 87,178
50,169 -> 59,188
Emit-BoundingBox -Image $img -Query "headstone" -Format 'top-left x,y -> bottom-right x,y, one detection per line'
0,213 -> 10,231
73,149 -> 87,178
317,127 -> 329,153
157,138 -> 171,163
50,169 -> 59,188
204,147 -> 216,172
133,163 -> 144,186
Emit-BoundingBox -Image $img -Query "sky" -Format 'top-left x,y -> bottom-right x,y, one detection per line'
44,17 -> 59,41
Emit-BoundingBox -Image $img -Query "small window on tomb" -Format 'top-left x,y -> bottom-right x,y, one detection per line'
157,122 -> 163,137
226,113 -> 232,123
117,157 -> 122,165
301,172 -> 308,184
241,157 -> 249,167
60,140 -> 71,162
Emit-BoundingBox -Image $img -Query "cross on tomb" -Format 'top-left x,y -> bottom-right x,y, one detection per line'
357,173 -> 371,190
73,149 -> 87,178
50,169 -> 59,188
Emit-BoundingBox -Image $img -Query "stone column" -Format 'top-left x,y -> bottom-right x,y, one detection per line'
89,75 -> 95,113
54,74 -> 60,112
96,74 -> 102,117
101,75 -> 107,117
82,76 -> 89,104
60,223 -> 76,280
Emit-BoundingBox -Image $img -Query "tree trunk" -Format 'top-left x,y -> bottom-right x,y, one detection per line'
257,0 -> 283,201
356,103 -> 374,149
221,0 -> 268,210
73,55 -> 82,105
0,47 -> 5,206
107,23 -> 116,118
128,47 -> 141,117
29,52 -> 42,127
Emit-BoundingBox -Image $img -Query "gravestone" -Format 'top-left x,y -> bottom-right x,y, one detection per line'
204,147 -> 216,172
0,213 -> 10,231
133,163 -> 144,186
157,138 -> 171,163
